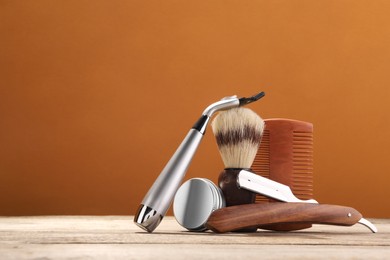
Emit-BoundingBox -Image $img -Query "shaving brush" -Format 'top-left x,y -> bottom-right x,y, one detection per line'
211,108 -> 265,231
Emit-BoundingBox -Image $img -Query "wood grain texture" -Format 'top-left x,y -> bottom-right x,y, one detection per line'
206,203 -> 362,233
0,216 -> 388,259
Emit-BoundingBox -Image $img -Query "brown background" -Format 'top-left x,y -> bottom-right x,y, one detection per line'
1,0 -> 389,217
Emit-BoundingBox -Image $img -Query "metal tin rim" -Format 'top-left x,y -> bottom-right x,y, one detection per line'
173,178 -> 224,231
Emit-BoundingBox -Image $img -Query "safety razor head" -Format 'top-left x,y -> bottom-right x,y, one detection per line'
202,91 -> 265,117
239,91 -> 265,106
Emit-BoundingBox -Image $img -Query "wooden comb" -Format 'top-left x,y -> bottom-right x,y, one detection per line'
251,118 -> 314,231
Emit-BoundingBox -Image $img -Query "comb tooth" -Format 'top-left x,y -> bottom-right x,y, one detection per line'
295,183 -> 312,187
294,188 -> 314,191
293,138 -> 313,142
293,184 -> 313,188
293,162 -> 313,166
291,177 -> 313,182
292,179 -> 313,184
293,145 -> 313,149
294,188 -> 314,192
294,184 -> 314,187
292,130 -> 313,200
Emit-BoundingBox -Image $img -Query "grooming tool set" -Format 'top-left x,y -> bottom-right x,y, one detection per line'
134,91 -> 377,234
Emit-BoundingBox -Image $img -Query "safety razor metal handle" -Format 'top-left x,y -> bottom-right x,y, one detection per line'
134,128 -> 204,232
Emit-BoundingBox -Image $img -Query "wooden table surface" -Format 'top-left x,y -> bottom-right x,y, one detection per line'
0,216 -> 389,259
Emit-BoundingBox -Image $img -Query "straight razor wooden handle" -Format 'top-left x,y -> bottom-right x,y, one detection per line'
205,202 -> 362,233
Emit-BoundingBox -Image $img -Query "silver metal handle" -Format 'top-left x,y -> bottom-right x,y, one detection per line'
134,129 -> 204,232
142,129 -> 203,214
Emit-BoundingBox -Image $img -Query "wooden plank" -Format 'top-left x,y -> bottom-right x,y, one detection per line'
0,216 -> 389,259
1,244 -> 390,259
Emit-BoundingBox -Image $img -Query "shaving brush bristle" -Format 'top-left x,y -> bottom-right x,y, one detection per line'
211,107 -> 265,169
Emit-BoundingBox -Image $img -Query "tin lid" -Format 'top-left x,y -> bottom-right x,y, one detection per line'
173,178 -> 225,231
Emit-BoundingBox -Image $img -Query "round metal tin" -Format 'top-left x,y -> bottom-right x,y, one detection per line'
173,178 -> 225,231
